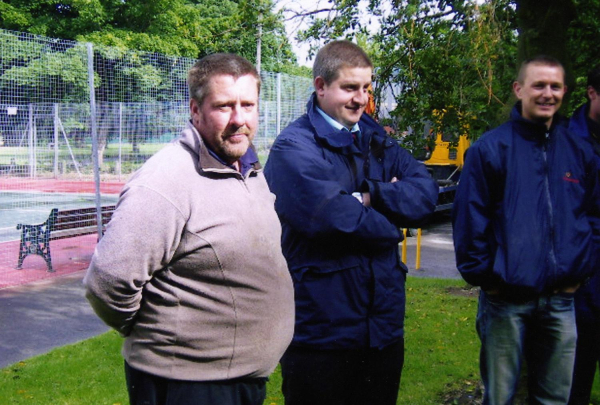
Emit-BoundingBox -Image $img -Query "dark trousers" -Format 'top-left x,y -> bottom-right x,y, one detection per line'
124,361 -> 267,405
280,339 -> 404,405
568,319 -> 600,405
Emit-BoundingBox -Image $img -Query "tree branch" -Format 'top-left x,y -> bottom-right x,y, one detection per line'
284,8 -> 336,21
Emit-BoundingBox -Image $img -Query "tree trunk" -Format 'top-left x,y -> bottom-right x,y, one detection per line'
515,0 -> 576,105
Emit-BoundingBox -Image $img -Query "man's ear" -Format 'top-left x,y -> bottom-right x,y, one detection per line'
314,76 -> 326,96
189,98 -> 201,127
588,85 -> 598,101
190,98 -> 199,114
512,81 -> 522,99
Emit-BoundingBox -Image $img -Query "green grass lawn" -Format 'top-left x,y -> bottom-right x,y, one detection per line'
1,277 -> 599,404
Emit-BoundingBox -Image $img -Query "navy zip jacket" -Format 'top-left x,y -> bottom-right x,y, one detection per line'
569,103 -> 600,323
453,103 -> 600,299
264,94 -> 438,349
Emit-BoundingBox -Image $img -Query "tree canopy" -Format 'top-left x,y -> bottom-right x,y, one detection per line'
0,0 -> 301,73
288,0 -> 600,146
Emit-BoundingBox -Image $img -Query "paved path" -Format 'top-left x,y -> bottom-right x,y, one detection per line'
0,271 -> 109,369
0,215 -> 459,369
405,213 -> 461,279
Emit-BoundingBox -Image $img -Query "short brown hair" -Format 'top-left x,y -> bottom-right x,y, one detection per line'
588,64 -> 600,93
313,40 -> 373,85
188,53 -> 260,105
516,55 -> 565,84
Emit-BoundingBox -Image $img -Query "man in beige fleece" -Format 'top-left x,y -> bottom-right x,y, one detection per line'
84,53 -> 294,405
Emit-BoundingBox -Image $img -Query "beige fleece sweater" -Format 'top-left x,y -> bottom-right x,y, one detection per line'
84,122 -> 294,381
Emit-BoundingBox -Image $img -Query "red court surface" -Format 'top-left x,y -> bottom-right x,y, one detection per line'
0,178 -> 124,195
0,234 -> 96,290
0,177 -> 123,289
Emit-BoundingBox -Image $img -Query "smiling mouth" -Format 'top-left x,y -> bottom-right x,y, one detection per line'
225,130 -> 252,144
225,126 -> 251,137
346,105 -> 363,112
226,133 -> 248,140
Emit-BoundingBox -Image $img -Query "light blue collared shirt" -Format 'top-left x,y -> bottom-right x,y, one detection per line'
316,107 -> 361,137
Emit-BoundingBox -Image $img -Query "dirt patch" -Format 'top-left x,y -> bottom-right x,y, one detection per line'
441,377 -> 529,404
440,380 -> 484,404
440,370 -> 529,405
445,285 -> 480,298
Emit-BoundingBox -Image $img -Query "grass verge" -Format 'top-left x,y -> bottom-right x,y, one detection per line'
1,277 -> 598,404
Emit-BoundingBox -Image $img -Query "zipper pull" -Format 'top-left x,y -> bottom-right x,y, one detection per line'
542,131 -> 550,151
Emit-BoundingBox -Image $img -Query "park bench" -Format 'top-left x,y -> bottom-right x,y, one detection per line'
16,205 -> 115,272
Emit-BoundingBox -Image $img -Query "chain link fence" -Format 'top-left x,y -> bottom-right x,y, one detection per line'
0,28 -> 313,287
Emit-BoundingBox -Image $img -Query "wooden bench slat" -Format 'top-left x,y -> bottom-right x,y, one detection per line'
50,226 -> 101,240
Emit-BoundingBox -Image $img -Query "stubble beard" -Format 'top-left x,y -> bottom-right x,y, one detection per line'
220,127 -> 254,163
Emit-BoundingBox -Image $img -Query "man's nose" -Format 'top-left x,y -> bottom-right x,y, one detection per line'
354,90 -> 368,105
230,106 -> 245,126
542,85 -> 553,97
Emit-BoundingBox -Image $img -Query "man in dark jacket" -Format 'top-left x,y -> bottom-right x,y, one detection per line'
264,40 -> 438,405
453,55 -> 600,405
568,64 -> 600,405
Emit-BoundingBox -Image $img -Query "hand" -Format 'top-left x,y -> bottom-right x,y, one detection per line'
362,192 -> 371,207
362,177 -> 396,207
554,283 -> 580,294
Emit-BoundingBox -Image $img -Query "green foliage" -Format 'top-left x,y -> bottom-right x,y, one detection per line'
297,0 -> 600,150
0,0 -> 308,110
566,0 -> 600,114
0,41 -> 91,102
297,0 -> 518,151
0,0 -> 301,71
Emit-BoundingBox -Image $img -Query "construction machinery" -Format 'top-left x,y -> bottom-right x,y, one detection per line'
423,132 -> 470,212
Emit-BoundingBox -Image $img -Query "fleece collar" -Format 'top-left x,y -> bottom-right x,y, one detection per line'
179,121 -> 261,177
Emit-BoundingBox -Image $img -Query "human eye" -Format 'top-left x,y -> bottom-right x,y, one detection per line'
243,103 -> 256,111
215,103 -> 232,111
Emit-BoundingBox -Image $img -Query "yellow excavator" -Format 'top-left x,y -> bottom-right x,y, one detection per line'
367,96 -> 470,212
423,132 -> 470,212
421,108 -> 472,211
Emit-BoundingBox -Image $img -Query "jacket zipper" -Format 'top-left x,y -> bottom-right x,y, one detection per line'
363,136 -> 372,180
542,131 -> 558,287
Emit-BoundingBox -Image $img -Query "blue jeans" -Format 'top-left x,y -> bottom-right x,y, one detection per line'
476,291 -> 577,405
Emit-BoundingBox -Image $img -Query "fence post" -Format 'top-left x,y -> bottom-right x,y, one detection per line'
118,102 -> 123,181
87,42 -> 103,239
401,228 -> 407,264
263,102 -> 269,140
28,103 -> 35,178
276,73 -> 281,138
416,228 -> 422,269
401,228 -> 423,269
53,103 -> 59,178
